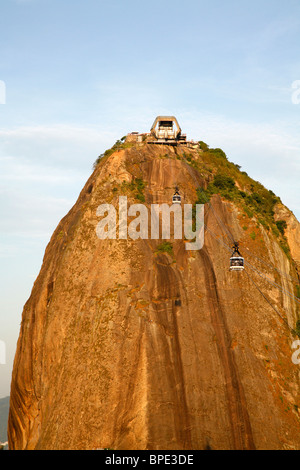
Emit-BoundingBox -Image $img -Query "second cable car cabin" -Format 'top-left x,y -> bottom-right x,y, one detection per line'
172,188 -> 181,204
229,242 -> 244,271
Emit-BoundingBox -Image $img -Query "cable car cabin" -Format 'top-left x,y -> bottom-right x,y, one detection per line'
229,256 -> 244,271
172,189 -> 181,204
229,242 -> 244,271
172,193 -> 181,204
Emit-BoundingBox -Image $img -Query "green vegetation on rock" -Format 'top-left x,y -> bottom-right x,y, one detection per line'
275,220 -> 287,235
93,137 -> 133,169
156,241 -> 173,255
294,320 -> 300,338
182,142 -> 290,256
122,178 -> 146,202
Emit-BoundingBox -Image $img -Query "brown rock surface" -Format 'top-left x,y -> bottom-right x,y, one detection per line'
275,203 -> 300,268
8,144 -> 300,450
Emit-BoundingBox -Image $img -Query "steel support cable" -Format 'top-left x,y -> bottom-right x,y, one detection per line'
243,246 -> 300,285
205,224 -> 297,336
244,269 -> 296,336
244,261 -> 300,307
204,223 -> 300,306
198,180 -> 300,303
199,187 -> 299,285
197,186 -> 235,244
204,224 -> 232,254
207,199 -> 235,243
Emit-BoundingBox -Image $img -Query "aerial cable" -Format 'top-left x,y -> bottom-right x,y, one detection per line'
204,223 -> 300,305
244,246 -> 300,285
208,202 -> 235,243
198,186 -> 296,285
244,269 -> 297,337
197,185 -> 235,244
204,223 -> 298,336
199,184 -> 300,303
244,261 -> 300,306
200,187 -> 298,284
204,224 -> 233,254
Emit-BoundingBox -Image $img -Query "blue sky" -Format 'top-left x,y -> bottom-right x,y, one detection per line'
0,0 -> 300,397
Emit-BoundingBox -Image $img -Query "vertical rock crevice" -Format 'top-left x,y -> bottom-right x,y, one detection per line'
8,144 -> 300,450
199,247 -> 256,450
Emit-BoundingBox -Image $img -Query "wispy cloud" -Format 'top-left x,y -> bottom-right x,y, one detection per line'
0,189 -> 73,236
1,115 -> 299,221
181,111 -> 300,219
0,124 -> 115,170
11,0 -> 39,4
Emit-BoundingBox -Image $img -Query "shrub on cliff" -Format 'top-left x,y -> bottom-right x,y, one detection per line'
276,220 -> 287,235
213,174 -> 236,190
156,242 -> 173,254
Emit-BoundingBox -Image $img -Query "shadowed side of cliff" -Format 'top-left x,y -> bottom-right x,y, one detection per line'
8,142 -> 300,450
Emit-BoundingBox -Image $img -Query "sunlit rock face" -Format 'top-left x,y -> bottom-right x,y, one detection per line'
8,143 -> 300,450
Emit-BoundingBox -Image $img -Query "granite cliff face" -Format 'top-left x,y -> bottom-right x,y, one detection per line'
8,142 -> 300,450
